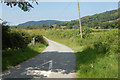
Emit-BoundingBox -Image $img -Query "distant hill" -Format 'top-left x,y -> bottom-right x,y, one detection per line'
57,9 -> 118,29
18,20 -> 64,26
17,9 -> 118,29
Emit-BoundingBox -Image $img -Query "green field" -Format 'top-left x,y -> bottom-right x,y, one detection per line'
42,28 -> 118,78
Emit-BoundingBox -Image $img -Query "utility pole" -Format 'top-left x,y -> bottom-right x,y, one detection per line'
77,0 -> 82,39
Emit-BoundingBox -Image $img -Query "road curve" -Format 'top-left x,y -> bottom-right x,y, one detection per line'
2,37 -> 76,78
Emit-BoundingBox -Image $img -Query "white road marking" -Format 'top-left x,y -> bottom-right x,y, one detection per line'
20,60 -> 53,77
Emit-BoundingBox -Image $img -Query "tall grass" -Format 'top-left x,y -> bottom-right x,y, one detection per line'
42,28 -> 118,78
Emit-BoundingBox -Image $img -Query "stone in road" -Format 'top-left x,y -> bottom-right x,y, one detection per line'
2,37 -> 76,78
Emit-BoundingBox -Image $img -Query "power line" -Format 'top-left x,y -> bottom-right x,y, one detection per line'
56,2 -> 73,20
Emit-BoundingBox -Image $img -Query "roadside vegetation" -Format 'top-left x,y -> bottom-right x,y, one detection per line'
2,25 -> 48,71
42,27 -> 118,78
2,8 -> 118,78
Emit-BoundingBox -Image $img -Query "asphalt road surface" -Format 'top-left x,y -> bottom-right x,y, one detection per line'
2,37 -> 76,79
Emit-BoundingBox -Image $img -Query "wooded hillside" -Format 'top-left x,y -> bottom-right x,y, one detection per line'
57,9 -> 118,29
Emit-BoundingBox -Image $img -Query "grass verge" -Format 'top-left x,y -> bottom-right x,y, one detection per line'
42,29 -> 118,78
2,43 -> 47,71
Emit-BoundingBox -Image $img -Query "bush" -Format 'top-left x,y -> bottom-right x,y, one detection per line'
2,26 -> 31,50
44,27 -> 93,40
9,30 -> 32,49
93,30 -> 118,54
76,26 -> 93,38
33,34 -> 48,46
2,25 -> 49,50
2,25 -> 11,49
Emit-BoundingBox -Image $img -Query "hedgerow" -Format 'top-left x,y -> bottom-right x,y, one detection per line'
2,25 -> 48,50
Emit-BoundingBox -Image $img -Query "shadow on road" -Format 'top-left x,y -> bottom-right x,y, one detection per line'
2,51 -> 76,78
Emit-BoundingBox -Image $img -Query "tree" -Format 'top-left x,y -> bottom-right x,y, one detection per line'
42,24 -> 46,27
1,0 -> 38,12
49,25 -> 54,29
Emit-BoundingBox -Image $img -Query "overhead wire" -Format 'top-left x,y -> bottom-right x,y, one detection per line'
56,2 -> 74,21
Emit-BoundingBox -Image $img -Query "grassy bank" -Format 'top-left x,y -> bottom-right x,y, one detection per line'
2,28 -> 48,71
42,29 -> 118,78
2,43 -> 46,71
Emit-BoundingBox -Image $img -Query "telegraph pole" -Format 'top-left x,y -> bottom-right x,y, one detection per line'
77,0 -> 82,39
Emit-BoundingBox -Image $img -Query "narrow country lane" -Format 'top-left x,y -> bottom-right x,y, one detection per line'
2,37 -> 76,78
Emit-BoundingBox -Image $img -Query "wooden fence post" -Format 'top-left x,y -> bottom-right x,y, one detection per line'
32,37 -> 35,46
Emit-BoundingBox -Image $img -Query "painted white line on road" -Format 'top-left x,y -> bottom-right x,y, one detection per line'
20,60 -> 53,77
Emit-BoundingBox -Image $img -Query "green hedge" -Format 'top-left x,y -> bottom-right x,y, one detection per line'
2,25 -> 48,50
32,34 -> 48,46
2,26 -> 32,49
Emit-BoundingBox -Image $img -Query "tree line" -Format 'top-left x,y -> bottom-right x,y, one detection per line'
14,9 -> 119,30
56,9 -> 119,29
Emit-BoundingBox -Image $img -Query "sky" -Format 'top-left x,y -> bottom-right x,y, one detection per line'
0,2 -> 118,26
